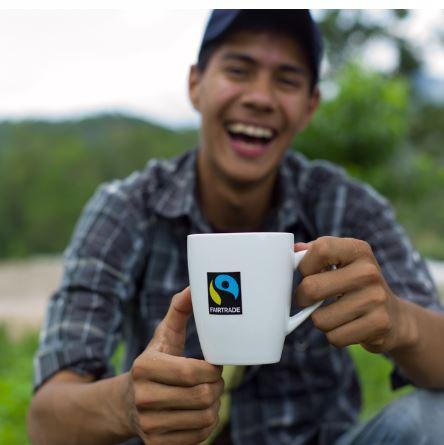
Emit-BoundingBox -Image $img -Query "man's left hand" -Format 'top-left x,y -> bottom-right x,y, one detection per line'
295,236 -> 413,353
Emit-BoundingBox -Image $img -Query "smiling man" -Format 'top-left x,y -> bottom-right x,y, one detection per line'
28,10 -> 444,445
192,20 -> 319,234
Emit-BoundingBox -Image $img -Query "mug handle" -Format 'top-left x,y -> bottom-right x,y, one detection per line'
285,250 -> 324,335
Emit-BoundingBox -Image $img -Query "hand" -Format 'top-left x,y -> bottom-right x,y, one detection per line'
295,237 -> 414,354
123,287 -> 224,445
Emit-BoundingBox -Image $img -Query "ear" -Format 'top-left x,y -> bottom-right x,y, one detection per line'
188,64 -> 202,112
299,86 -> 321,132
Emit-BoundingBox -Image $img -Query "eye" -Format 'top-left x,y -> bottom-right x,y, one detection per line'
225,65 -> 249,77
277,76 -> 303,88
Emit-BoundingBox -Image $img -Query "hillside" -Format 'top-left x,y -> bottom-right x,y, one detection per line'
0,114 -> 198,258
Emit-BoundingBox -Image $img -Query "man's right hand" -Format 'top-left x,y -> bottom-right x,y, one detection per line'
123,287 -> 224,445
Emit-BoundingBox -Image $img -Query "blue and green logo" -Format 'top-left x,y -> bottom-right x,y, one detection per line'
207,272 -> 242,315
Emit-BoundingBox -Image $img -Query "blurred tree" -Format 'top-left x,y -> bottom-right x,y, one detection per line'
409,103 -> 444,161
317,10 -> 425,77
295,63 -> 409,172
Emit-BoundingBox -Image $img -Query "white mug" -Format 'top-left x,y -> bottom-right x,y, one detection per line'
187,232 -> 322,365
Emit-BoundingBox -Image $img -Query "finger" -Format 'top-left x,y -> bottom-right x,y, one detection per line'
150,425 -> 216,445
149,287 -> 193,355
134,351 -> 223,386
136,379 -> 225,410
139,400 -> 220,434
323,309 -> 392,349
296,260 -> 381,306
294,242 -> 311,252
298,236 -> 374,276
310,287 -> 377,331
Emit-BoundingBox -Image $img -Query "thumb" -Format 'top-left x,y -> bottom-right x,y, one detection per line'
148,286 -> 193,356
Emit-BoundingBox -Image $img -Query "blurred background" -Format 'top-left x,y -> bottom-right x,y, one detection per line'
0,9 -> 443,444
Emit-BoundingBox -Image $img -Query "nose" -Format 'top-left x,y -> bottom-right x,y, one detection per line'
241,73 -> 277,114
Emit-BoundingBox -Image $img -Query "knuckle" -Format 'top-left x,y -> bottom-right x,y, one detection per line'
140,417 -> 157,434
362,262 -> 381,283
313,237 -> 332,262
202,408 -> 218,427
131,360 -> 146,381
299,276 -> 319,300
196,383 -> 214,406
352,239 -> 372,257
217,378 -> 225,394
189,427 -> 213,445
179,363 -> 198,386
376,311 -> 392,333
212,409 -> 220,426
310,311 -> 325,330
369,288 -> 387,306
134,387 -> 155,410
326,331 -> 344,348
133,390 -> 145,409
197,428 -> 212,442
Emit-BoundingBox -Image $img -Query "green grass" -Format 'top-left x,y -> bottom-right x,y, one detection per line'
0,326 -> 38,445
0,326 -> 424,444
348,345 -> 413,420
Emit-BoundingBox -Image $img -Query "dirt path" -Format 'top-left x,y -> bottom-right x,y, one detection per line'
1,256 -> 444,335
0,257 -> 62,336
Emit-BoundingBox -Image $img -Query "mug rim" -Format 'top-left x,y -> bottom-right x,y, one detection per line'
188,232 -> 293,239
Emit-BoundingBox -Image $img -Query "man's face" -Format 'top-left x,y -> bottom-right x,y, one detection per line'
189,29 -> 320,186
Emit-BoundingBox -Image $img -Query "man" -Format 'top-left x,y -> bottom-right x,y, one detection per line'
28,10 -> 444,445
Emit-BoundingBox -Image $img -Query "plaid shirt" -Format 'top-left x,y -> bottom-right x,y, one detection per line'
34,149 -> 442,445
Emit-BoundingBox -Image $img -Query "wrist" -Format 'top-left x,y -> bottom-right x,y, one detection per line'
99,372 -> 135,440
391,297 -> 420,353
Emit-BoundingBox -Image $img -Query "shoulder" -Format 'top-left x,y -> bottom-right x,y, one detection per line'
284,150 -> 390,211
90,150 -> 193,217
284,150 -> 346,188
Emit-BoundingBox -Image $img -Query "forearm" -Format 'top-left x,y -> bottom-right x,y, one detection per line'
389,298 -> 444,389
28,372 -> 134,445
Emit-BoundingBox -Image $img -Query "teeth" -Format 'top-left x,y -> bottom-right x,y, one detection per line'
227,122 -> 273,139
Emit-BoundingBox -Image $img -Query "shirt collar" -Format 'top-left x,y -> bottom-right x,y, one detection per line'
153,149 -> 302,233
265,151 -> 301,232
153,150 -> 212,232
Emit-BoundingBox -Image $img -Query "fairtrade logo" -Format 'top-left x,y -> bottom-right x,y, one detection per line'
209,274 -> 239,305
207,272 -> 242,315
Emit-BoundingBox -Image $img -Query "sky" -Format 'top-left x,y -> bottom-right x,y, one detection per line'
1,9 -> 443,128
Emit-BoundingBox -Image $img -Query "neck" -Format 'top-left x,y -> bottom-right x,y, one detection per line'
197,153 -> 278,233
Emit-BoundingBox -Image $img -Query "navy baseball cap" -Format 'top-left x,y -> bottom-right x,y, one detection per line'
198,9 -> 324,86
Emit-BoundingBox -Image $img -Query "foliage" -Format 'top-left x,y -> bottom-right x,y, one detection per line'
348,345 -> 412,419
0,326 -> 37,445
0,115 -> 198,258
409,103 -> 444,161
295,63 -> 444,259
317,10 -> 422,77
295,63 -> 409,171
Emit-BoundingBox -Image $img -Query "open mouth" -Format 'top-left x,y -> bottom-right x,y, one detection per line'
225,122 -> 277,152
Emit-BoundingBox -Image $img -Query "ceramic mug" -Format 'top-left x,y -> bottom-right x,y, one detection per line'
187,232 -> 322,365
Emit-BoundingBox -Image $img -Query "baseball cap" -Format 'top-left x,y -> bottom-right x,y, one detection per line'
197,9 -> 324,86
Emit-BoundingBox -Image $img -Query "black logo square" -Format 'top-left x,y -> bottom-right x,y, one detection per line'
207,272 -> 242,315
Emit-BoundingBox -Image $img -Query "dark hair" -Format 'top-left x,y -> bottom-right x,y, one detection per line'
197,15 -> 318,92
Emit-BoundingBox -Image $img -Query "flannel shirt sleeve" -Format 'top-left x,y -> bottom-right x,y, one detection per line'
341,181 -> 443,389
33,179 -> 148,391
342,182 -> 441,311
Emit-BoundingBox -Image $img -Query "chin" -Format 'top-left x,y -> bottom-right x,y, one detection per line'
221,162 -> 276,188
